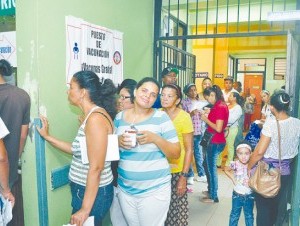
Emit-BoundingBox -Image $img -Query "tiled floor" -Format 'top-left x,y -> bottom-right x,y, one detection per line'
188,169 -> 256,226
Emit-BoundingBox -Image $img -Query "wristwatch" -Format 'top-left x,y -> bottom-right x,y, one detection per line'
180,172 -> 189,178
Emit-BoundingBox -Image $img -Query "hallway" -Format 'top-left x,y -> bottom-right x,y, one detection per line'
188,169 -> 255,226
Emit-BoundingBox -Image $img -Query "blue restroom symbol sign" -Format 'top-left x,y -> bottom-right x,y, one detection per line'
73,42 -> 79,59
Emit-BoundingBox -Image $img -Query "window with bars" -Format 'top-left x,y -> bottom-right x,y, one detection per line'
274,58 -> 286,80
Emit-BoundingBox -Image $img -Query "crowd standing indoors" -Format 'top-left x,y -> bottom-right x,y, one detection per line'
37,70 -> 117,226
1,59 -> 299,226
248,90 -> 300,226
161,84 -> 194,225
115,77 -> 180,226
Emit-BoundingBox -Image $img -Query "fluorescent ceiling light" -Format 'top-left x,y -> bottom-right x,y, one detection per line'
267,10 -> 300,21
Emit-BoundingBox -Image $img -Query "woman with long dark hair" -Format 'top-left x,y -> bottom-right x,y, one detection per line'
37,70 -> 117,226
200,85 -> 229,203
248,90 -> 300,226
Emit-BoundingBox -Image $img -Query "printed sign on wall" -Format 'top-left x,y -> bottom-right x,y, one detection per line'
0,31 -> 16,67
195,72 -> 209,78
66,16 -> 123,85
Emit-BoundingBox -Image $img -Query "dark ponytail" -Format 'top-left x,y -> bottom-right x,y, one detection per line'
270,90 -> 290,113
73,70 -> 117,119
232,92 -> 244,108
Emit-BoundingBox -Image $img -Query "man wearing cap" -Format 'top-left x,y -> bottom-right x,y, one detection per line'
222,76 -> 239,104
182,83 -> 207,185
152,66 -> 179,108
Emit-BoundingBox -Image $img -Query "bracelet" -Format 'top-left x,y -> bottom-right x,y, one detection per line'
180,172 -> 189,178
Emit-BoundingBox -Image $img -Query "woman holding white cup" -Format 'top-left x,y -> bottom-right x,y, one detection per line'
114,77 -> 180,226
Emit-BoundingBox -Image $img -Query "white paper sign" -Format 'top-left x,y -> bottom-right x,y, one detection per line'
65,16 -> 123,85
79,135 -> 120,164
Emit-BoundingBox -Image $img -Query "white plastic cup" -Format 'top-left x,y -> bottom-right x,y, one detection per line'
126,129 -> 137,147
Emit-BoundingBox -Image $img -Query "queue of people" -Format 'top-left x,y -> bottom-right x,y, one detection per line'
1,59 -> 300,226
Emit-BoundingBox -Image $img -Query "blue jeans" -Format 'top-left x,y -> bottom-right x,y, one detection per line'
229,191 -> 254,226
205,143 -> 225,200
188,135 -> 206,177
70,182 -> 113,226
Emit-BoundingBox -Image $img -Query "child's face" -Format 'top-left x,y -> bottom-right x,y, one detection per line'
236,148 -> 251,164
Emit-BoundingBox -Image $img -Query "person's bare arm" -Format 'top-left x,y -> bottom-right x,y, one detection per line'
137,130 -> 180,159
36,116 -> 72,154
70,113 -> 111,226
248,134 -> 270,171
0,140 -> 15,206
201,115 -> 224,133
224,166 -> 236,185
19,125 -> 29,157
177,132 -> 193,196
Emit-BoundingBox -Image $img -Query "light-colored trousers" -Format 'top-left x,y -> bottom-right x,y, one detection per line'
118,183 -> 171,226
110,186 -> 128,226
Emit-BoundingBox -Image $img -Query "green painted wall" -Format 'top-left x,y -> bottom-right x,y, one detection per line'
16,1 -> 154,225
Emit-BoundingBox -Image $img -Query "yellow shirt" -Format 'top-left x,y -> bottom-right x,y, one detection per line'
168,109 -> 194,173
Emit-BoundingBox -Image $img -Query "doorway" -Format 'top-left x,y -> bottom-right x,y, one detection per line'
244,74 -> 264,121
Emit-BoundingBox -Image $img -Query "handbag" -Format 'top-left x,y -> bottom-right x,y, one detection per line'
200,130 -> 214,148
249,120 -> 282,198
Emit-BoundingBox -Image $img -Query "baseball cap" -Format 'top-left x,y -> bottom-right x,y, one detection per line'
183,83 -> 196,95
224,76 -> 234,81
161,67 -> 179,77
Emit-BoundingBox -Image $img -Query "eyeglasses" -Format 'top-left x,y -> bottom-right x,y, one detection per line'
118,95 -> 131,100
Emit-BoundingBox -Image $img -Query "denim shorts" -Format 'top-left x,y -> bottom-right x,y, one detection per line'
70,182 -> 113,226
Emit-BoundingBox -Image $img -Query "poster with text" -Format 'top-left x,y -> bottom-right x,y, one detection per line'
66,16 -> 123,85
0,31 -> 16,67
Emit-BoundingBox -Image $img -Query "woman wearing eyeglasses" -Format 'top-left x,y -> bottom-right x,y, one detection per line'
117,79 -> 137,112
110,79 -> 136,226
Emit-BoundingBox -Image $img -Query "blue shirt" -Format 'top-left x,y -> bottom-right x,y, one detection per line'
114,109 -> 178,196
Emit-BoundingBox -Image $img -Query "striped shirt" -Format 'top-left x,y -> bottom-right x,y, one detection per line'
114,109 -> 179,196
69,108 -> 113,187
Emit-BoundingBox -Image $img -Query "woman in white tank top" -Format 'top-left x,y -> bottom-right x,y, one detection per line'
37,71 -> 117,226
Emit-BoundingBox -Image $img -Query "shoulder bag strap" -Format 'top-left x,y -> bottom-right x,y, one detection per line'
93,111 -> 114,132
276,119 -> 282,172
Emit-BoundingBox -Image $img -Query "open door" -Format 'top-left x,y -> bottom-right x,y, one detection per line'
244,74 -> 264,121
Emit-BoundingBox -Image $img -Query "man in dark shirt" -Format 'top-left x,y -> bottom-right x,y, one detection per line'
0,59 -> 31,226
152,66 -> 179,108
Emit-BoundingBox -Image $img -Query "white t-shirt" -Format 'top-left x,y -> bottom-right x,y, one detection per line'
222,88 -> 239,103
0,117 -> 9,139
262,117 -> 300,159
261,104 -> 274,120
228,105 -> 243,128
